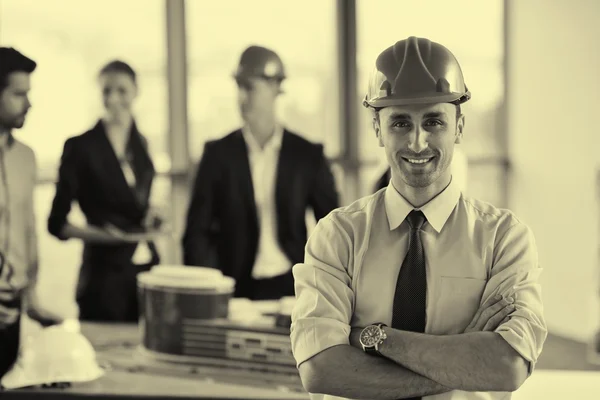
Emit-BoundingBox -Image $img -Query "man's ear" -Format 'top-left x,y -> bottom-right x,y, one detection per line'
455,114 -> 465,144
373,116 -> 384,147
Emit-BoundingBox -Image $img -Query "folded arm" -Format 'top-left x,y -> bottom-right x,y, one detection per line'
378,330 -> 525,392
291,216 -> 451,399
300,345 -> 450,399
379,221 -> 547,392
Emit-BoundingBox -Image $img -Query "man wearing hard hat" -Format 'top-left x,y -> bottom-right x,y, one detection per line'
0,47 -> 63,379
183,45 -> 339,300
291,37 -> 547,399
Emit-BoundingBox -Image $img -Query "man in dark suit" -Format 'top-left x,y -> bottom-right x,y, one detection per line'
183,45 -> 339,300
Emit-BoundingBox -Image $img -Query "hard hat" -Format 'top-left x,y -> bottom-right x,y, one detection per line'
363,36 -> 471,109
233,45 -> 286,82
0,322 -> 104,389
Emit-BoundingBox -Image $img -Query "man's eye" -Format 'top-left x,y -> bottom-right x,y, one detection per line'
425,119 -> 443,126
393,121 -> 411,128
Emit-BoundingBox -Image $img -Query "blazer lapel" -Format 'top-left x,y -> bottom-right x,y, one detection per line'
91,121 -> 139,208
275,131 -> 294,220
127,122 -> 155,210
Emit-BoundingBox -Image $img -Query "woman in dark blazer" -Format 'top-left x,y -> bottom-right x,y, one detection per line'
47,60 -> 164,322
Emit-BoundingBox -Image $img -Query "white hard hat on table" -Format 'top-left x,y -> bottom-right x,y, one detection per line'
0,322 -> 104,390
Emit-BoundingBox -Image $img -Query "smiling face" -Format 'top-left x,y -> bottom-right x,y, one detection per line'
374,102 -> 464,192
99,71 -> 137,123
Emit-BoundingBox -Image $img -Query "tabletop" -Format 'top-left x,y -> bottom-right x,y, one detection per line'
2,322 -> 309,400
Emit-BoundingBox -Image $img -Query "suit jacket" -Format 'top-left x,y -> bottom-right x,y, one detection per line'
183,129 -> 339,297
47,120 -> 160,291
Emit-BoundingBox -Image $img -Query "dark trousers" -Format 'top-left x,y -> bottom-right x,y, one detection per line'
247,271 -> 295,300
0,316 -> 20,379
77,262 -> 153,323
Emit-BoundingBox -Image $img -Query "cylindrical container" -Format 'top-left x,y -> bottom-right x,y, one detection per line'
137,265 -> 235,356
275,296 -> 295,329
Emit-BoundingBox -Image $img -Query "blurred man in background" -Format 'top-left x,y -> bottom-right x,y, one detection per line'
183,45 -> 338,300
0,47 -> 63,378
291,37 -> 546,399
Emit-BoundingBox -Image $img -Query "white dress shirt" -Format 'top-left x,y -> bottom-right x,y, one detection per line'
0,134 -> 37,326
242,125 -> 292,279
291,177 -> 547,400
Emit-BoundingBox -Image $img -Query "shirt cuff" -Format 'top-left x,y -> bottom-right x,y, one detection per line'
290,317 -> 351,367
496,327 -> 537,376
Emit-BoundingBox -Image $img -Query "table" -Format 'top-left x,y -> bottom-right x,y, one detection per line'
3,322 -> 309,400
8,322 -> 599,399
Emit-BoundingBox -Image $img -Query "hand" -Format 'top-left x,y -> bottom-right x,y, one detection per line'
143,205 -> 168,230
27,307 -> 64,327
349,327 -> 364,349
464,294 -> 515,333
0,288 -> 14,303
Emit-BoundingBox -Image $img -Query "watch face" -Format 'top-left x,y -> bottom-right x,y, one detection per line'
360,325 -> 381,347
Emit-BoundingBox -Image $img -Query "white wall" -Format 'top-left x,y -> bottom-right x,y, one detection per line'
507,0 -> 600,342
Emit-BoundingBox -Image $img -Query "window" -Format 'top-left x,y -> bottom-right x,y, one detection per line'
0,0 -> 170,310
356,0 -> 506,204
0,0 -> 170,177
185,0 -> 340,163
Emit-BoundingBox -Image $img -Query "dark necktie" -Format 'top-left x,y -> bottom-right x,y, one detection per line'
392,210 -> 427,400
392,209 -> 427,331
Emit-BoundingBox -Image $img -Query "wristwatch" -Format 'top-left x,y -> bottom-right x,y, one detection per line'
359,323 -> 387,355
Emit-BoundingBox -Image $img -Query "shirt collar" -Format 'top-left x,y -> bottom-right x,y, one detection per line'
384,176 -> 462,233
241,124 -> 284,153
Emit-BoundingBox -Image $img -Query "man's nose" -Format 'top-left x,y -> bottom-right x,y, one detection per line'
407,126 -> 429,154
105,93 -> 119,106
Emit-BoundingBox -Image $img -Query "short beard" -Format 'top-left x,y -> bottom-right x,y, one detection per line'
400,171 -> 436,188
0,116 -> 25,130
